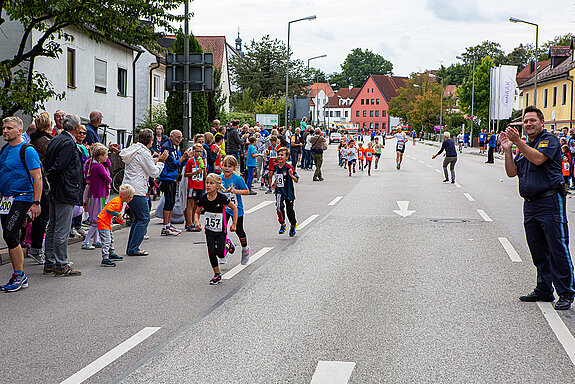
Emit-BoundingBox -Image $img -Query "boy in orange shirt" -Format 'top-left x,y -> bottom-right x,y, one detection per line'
357,142 -> 365,171
97,184 -> 135,267
364,142 -> 375,176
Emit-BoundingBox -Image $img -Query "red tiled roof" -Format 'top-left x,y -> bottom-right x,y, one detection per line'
516,60 -> 550,87
195,36 -> 226,68
307,83 -> 335,99
444,84 -> 457,97
325,87 -> 361,107
370,75 -> 408,102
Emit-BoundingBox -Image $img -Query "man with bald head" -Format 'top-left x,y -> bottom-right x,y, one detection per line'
86,110 -> 102,145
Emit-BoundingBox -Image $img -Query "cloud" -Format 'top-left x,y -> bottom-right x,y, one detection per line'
426,0 -> 489,22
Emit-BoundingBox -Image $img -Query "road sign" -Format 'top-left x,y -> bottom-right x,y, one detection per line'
166,53 -> 214,92
255,114 -> 279,128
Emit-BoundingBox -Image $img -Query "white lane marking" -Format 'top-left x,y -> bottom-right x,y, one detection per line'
418,160 -> 425,164
311,361 -> 356,384
245,200 -> 273,214
393,201 -> 416,217
426,164 -> 432,168
61,327 -> 160,384
222,247 -> 274,280
477,209 -> 493,222
435,169 -> 441,173
497,237 -> 522,262
463,193 -> 475,202
299,214 -> 319,229
537,302 -> 575,366
455,183 -> 462,188
328,196 -> 343,206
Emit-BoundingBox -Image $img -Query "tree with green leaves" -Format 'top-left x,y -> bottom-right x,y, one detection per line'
0,0 -> 184,118
457,56 -> 495,124
389,72 -> 437,124
229,35 -> 307,99
436,63 -> 469,85
207,66 -> 226,122
459,41 -> 505,67
337,48 -> 393,88
165,30 -> 209,136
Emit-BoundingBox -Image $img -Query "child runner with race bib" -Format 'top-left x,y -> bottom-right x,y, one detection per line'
195,173 -> 238,285
270,147 -> 299,237
184,144 -> 206,232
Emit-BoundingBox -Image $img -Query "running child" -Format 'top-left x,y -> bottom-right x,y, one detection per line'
270,147 -> 299,236
184,144 -> 206,232
246,137 -> 261,194
357,142 -> 365,171
364,142 -> 375,176
373,137 -> 383,169
347,140 -> 358,176
339,142 -> 348,169
97,184 -> 135,267
221,155 -> 251,265
195,173 -> 238,285
265,135 -> 280,194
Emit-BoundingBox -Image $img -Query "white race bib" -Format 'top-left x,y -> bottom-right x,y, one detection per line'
276,174 -> 285,188
191,168 -> 202,181
223,192 -> 236,205
270,150 -> 277,159
397,142 -> 405,151
205,212 -> 223,232
0,196 -> 14,215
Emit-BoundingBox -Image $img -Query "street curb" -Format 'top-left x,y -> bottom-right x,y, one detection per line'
0,223 -> 125,266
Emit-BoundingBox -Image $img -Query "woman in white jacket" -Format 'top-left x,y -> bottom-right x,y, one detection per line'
120,129 -> 168,256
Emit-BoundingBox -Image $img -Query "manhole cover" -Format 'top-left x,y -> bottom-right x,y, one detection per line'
430,219 -> 471,224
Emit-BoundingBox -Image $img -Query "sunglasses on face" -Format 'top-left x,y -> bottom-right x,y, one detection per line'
78,132 -> 86,135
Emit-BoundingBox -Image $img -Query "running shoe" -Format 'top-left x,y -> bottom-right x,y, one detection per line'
374,165 -> 378,169
43,265 -> 55,275
93,242 -> 103,248
185,225 -> 195,232
75,227 -> 87,236
169,225 -> 182,234
209,274 -> 222,285
289,225 -> 297,237
219,252 -> 230,264
279,224 -> 287,234
81,243 -> 95,250
1,273 -> 28,292
226,238 -> 235,254
241,246 -> 251,265
143,234 -> 150,240
70,228 -> 81,238
396,164 -> 400,170
265,189 -> 273,194
161,227 -> 179,236
101,258 -> 116,267
28,248 -> 45,265
109,253 -> 123,261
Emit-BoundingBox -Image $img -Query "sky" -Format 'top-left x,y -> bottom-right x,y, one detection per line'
183,0 -> 574,77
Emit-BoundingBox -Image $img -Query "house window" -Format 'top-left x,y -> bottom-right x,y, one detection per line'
370,110 -> 373,117
345,111 -> 349,117
325,111 -> 329,117
375,123 -> 379,129
363,111 -> 366,117
363,123 -> 366,128
94,58 -> 107,93
382,123 -> 386,130
371,99 -> 375,104
526,92 -> 529,106
366,99 -> 369,105
544,88 -> 548,108
370,123 -> 373,129
375,110 -> 379,117
356,111 -> 359,117
117,67 -> 127,96
67,48 -> 76,88
336,111 -> 341,117
153,74 -> 161,101
563,84 -> 568,105
330,111 -> 333,117
117,130 -> 126,148
382,110 -> 387,117
361,99 -> 364,105
553,86 -> 557,107
376,99 -> 380,105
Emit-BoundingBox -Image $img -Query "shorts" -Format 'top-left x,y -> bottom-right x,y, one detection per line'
374,153 -> 381,158
348,159 -> 356,166
479,141 -> 485,146
396,145 -> 405,153
160,180 -> 177,211
1,200 -> 33,249
188,188 -> 203,201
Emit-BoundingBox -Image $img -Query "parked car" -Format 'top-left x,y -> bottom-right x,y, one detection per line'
329,132 -> 342,144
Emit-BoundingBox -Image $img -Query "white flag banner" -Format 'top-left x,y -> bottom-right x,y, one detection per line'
496,65 -> 518,120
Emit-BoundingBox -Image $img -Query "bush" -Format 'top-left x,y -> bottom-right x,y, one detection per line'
137,103 -> 169,133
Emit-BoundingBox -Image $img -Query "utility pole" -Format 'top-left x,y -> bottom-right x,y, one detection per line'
183,0 -> 191,149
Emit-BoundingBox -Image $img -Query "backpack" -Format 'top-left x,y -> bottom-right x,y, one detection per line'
0,142 -> 49,197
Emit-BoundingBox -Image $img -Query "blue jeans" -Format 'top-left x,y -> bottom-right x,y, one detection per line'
301,149 -> 310,169
126,195 -> 150,254
247,166 -> 256,191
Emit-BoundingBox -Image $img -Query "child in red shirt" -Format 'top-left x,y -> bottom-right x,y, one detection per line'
265,135 -> 280,194
184,144 -> 206,231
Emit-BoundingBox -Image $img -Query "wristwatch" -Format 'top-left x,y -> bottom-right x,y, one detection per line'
33,201 -> 40,205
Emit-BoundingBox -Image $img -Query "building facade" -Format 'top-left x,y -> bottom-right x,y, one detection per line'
308,83 -> 335,127
323,87 -> 360,125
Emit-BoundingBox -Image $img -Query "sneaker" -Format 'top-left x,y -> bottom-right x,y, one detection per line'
109,253 -> 123,261
265,189 -> 273,194
396,164 -> 400,170
279,224 -> 286,234
249,191 -> 257,195
93,242 -> 103,248
143,234 -> 150,240
161,227 -> 179,236
170,225 -> 182,234
555,296 -> 574,310
209,274 -> 222,285
54,266 -> 82,277
70,228 -> 81,238
443,179 -> 449,183
289,225 -> 297,237
259,185 -> 268,191
519,291 -> 555,302
185,225 -> 195,232
219,252 -> 230,264
241,246 -> 251,265
226,238 -> 235,254
2,273 -> 28,292
75,227 -> 87,236
43,265 -> 55,275
81,243 -> 95,250
28,248 -> 45,265
101,258 -> 116,267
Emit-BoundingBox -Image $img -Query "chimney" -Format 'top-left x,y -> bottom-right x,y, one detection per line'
529,61 -> 535,74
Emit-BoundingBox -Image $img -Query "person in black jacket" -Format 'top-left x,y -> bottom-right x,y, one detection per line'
225,120 -> 242,160
43,114 -> 83,276
432,131 -> 458,183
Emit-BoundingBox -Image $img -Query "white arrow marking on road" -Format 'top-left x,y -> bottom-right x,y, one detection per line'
328,196 -> 343,206
222,247 -> 274,280
463,193 -> 475,202
498,237 -> 522,262
477,209 -> 493,222
537,302 -> 575,366
311,361 -> 356,384
61,327 -> 160,384
393,201 -> 416,217
245,200 -> 273,214
299,214 -> 319,229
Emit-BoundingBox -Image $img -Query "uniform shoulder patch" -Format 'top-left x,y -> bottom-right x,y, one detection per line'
538,140 -> 549,148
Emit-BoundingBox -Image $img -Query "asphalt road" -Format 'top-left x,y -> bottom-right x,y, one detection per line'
3,139 -> 575,383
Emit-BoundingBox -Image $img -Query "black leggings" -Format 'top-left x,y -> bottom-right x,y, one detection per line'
160,180 -> 177,211
205,230 -> 226,268
225,213 -> 247,246
276,195 -> 296,226
1,200 -> 33,249
30,191 -> 49,249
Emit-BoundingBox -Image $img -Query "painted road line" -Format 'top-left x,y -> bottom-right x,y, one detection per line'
222,247 -> 274,280
426,164 -> 432,168
328,196 -> 343,206
435,169 -> 441,173
310,361 -> 356,384
477,209 -> 493,222
418,160 -> 425,164
537,302 -> 575,366
497,237 -> 522,262
245,200 -> 274,214
463,193 -> 475,202
455,183 -> 462,188
299,214 -> 319,230
61,327 -> 160,384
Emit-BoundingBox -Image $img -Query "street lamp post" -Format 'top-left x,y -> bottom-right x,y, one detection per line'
307,54 -> 327,127
457,55 -> 475,145
285,15 -> 317,129
510,17 -> 538,106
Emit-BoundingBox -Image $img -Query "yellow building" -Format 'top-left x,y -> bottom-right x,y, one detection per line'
519,44 -> 575,131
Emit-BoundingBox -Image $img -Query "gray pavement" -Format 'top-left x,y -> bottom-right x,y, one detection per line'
3,140 -> 575,383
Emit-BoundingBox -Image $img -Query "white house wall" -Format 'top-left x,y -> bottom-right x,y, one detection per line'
135,50 -> 165,128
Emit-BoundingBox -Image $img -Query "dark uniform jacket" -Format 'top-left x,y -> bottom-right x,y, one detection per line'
44,131 -> 83,205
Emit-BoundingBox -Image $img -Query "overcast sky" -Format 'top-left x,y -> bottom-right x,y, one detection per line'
184,0 -> 574,77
